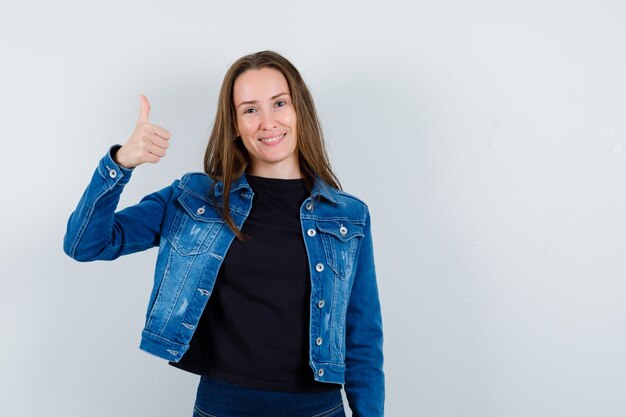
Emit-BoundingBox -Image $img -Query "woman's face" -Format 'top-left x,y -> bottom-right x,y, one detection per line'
233,67 -> 299,178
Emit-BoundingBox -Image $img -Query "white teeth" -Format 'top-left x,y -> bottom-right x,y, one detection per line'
259,133 -> 284,143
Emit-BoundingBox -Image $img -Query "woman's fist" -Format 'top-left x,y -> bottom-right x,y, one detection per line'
114,94 -> 171,169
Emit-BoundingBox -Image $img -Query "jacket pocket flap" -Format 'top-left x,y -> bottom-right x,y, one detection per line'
177,192 -> 220,222
316,220 -> 364,242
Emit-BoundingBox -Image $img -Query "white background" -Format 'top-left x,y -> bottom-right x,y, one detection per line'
1,1 -> 626,416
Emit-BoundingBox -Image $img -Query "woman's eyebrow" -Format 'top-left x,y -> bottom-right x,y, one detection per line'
236,92 -> 289,108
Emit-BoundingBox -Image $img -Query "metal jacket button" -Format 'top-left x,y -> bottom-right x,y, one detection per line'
196,206 -> 205,215
305,202 -> 313,211
339,225 -> 348,236
109,169 -> 117,178
318,368 -> 324,377
316,337 -> 323,346
318,299 -> 325,308
307,228 -> 316,237
315,263 -> 324,272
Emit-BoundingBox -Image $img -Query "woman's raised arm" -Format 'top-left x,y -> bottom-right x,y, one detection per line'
63,95 -> 176,262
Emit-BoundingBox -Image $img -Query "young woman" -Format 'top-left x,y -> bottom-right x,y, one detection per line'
64,50 -> 384,417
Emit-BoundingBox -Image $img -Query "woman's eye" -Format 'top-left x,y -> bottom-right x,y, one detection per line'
275,100 -> 287,108
243,108 -> 256,114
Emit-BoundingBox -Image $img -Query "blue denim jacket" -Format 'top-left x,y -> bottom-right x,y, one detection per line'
63,147 -> 384,416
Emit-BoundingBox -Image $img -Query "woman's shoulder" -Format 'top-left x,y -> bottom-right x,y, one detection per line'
335,189 -> 369,209
316,178 -> 369,209
171,170 -> 230,188
336,189 -> 371,224
313,180 -> 370,224
178,171 -> 213,186
162,171 -> 217,201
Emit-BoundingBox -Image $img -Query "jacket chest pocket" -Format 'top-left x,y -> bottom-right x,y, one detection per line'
167,192 -> 223,256
316,220 -> 364,280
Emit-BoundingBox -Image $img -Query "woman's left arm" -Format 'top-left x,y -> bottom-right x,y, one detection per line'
344,205 -> 385,417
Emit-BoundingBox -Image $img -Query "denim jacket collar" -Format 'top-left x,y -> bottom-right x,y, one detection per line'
213,172 -> 341,205
212,174 -> 252,197
311,176 -> 341,205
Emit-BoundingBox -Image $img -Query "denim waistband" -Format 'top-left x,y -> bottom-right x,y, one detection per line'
194,375 -> 343,417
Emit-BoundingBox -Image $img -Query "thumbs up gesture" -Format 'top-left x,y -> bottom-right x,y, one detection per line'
114,94 -> 171,169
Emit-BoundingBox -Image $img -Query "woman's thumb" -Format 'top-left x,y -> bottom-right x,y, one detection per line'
137,94 -> 150,124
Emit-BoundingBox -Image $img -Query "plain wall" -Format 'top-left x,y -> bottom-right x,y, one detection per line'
1,0 -> 625,416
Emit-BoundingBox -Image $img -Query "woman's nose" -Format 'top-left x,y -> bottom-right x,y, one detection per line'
260,110 -> 277,130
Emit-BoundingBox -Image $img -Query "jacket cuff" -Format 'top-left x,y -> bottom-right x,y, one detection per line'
98,145 -> 134,187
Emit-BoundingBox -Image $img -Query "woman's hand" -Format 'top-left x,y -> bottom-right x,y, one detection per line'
114,94 -> 171,169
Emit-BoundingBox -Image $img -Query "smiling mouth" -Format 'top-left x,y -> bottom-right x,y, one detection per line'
258,133 -> 286,143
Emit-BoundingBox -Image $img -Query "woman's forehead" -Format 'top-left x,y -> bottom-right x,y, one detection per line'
233,68 -> 290,103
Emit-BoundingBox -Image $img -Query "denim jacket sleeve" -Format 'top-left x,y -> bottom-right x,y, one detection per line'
63,146 -> 176,261
344,206 -> 385,416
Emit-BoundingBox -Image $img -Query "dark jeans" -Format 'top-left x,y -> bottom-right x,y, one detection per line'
192,376 -> 346,417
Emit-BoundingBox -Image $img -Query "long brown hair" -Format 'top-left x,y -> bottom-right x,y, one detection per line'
204,50 -> 341,240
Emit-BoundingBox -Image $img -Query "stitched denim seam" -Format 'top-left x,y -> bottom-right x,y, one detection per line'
193,404 -> 219,417
68,184 -> 110,258
303,215 -> 365,224
310,401 -> 344,417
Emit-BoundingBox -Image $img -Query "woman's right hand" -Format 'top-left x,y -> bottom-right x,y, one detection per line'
114,94 -> 171,169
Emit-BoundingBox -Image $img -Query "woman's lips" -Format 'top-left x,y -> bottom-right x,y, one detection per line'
258,133 -> 286,145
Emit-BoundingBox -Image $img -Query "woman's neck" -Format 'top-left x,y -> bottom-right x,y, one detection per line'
246,160 -> 302,179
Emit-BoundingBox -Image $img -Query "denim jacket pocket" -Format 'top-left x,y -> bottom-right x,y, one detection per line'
316,220 -> 364,361
167,192 -> 223,256
148,192 -> 224,334
316,220 -> 364,280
